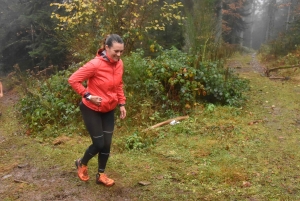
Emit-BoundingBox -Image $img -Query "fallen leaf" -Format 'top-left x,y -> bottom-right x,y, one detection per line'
53,136 -> 70,145
242,181 -> 251,187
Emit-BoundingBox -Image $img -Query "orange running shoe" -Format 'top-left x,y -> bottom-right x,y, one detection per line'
75,159 -> 89,181
96,173 -> 115,186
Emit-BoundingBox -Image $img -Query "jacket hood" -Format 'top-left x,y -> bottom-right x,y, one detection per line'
97,49 -> 118,63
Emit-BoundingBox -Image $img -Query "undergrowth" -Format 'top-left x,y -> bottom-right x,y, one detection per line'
9,47 -> 249,137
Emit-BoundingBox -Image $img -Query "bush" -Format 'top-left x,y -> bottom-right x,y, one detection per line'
144,47 -> 249,112
18,65 -> 82,135
17,47 -> 249,136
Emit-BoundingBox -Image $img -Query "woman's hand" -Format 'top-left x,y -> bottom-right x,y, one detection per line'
120,106 -> 126,119
0,93 -> 3,98
90,96 -> 102,106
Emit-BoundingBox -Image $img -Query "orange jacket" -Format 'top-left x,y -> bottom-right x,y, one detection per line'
68,50 -> 126,112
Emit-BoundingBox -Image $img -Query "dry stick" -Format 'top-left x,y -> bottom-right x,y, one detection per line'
142,116 -> 189,132
269,76 -> 289,80
14,179 -> 29,184
267,64 -> 300,73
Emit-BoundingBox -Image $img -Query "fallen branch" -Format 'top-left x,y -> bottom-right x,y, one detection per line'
269,76 -> 290,80
142,116 -> 189,132
266,65 -> 300,75
14,179 -> 29,184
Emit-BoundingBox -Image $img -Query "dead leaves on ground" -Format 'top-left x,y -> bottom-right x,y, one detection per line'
248,120 -> 263,125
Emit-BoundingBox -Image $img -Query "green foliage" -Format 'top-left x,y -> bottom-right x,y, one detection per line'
50,0 -> 185,59
16,47 -> 248,136
144,47 -> 250,112
197,61 -> 250,107
206,103 -> 216,112
125,132 -> 153,150
17,64 -> 82,135
0,0 -> 68,72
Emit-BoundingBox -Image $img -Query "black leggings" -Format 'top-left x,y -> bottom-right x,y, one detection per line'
79,102 -> 114,173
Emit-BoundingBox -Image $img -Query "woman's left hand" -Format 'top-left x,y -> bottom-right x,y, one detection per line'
120,106 -> 126,119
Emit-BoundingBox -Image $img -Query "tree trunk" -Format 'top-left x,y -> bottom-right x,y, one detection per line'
240,30 -> 243,46
249,0 -> 256,49
266,0 -> 276,41
286,0 -> 291,31
215,0 -> 223,45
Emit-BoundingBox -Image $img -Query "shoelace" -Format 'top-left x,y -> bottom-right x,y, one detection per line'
100,174 -> 110,182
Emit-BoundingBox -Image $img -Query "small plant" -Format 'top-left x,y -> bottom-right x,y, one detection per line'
126,132 -> 147,150
206,103 -> 216,112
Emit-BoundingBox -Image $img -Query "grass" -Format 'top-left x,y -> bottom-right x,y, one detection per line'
1,53 -> 300,200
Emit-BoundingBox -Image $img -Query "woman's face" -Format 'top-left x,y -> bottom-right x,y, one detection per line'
105,42 -> 124,62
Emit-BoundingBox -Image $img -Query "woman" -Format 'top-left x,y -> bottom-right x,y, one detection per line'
68,34 -> 126,187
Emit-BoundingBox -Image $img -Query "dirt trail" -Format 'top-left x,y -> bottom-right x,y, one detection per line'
227,53 -> 266,75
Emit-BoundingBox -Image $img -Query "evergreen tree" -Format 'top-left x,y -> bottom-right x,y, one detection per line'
0,0 -> 68,73
222,0 -> 252,44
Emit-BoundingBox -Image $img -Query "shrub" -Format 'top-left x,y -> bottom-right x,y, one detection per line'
144,47 -> 249,112
18,64 -> 82,135
17,47 -> 249,136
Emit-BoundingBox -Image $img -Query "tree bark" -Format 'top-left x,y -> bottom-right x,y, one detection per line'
215,0 -> 223,45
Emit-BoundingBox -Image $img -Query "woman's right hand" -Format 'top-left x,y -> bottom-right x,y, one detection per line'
90,95 -> 102,106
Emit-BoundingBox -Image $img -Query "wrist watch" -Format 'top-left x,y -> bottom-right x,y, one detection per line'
84,92 -> 91,101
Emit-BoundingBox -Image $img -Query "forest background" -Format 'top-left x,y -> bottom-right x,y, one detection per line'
0,0 -> 300,200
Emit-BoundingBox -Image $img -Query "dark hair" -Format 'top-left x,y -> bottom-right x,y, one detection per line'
106,34 -> 123,47
98,34 -> 123,52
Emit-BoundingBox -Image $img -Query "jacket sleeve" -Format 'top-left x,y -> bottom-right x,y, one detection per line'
117,79 -> 126,104
68,60 -> 96,96
117,61 -> 126,104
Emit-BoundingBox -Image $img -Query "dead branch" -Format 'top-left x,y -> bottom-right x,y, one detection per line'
269,76 -> 290,80
14,179 -> 29,184
142,116 -> 189,132
266,64 -> 300,75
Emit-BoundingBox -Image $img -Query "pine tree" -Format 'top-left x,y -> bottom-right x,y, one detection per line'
0,0 -> 68,73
